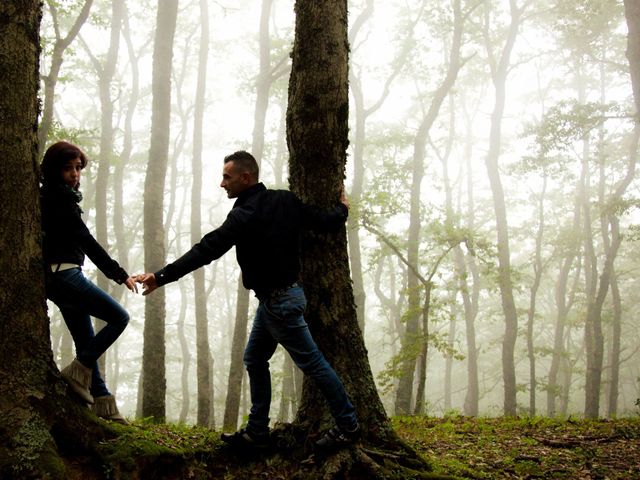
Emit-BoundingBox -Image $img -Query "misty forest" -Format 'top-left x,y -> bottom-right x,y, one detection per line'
2,0 -> 640,478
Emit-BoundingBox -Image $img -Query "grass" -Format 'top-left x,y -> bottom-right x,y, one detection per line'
392,414 -> 640,479
89,416 -> 640,479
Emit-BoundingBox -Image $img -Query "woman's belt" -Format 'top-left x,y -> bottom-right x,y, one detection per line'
49,263 -> 81,272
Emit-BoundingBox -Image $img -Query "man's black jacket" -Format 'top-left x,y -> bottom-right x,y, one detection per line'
155,183 -> 348,292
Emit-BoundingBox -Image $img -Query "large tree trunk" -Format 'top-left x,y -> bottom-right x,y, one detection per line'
285,1 -> 434,477
141,0 -> 179,421
0,3 -> 108,477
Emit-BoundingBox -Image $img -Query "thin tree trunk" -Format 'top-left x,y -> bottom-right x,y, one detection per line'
396,0 -> 466,415
607,267 -> 621,417
278,354 -> 295,422
444,298 -> 457,412
177,281 -> 191,423
526,174 -> 547,415
223,279 -> 251,431
141,0 -> 179,421
192,0 -> 212,427
223,0 -> 275,430
482,0 -> 525,416
460,95 -> 480,417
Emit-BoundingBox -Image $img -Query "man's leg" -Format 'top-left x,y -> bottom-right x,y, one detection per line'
221,306 -> 278,448
262,286 -> 358,433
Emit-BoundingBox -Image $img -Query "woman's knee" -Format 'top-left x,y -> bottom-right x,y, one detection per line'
116,308 -> 130,328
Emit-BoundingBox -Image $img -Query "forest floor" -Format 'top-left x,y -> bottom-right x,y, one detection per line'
87,415 -> 640,479
393,415 -> 640,479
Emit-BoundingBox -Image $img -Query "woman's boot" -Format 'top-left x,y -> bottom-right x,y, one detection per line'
92,395 -> 127,424
60,358 -> 94,404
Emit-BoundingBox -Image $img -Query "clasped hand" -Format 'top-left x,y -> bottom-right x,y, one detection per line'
130,273 -> 158,296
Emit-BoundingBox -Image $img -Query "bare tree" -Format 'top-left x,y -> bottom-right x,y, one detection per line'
38,0 -> 94,153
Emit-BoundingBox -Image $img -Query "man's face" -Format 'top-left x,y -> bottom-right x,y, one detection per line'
220,161 -> 250,198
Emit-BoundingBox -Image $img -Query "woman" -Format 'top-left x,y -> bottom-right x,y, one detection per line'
41,141 -> 136,424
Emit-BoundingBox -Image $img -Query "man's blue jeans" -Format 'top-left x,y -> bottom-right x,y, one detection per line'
243,284 -> 357,434
46,267 -> 129,397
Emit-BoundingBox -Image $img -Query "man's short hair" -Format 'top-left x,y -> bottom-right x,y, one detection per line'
224,150 -> 259,180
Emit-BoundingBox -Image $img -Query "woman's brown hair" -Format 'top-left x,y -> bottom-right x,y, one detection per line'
41,141 -> 88,186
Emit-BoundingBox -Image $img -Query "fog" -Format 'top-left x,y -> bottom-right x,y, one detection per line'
41,0 -> 640,424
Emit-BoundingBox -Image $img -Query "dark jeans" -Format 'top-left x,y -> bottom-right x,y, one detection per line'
46,267 -> 129,397
243,284 -> 357,434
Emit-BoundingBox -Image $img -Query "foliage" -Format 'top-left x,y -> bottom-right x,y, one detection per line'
525,100 -> 623,160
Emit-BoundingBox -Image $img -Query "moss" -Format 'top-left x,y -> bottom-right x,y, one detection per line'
8,415 -> 65,479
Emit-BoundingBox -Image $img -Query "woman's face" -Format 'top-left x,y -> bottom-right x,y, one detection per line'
61,157 -> 83,188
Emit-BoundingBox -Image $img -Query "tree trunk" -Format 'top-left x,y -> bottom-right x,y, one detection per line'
278,354 -> 296,422
459,102 -> 480,417
547,127 -> 584,416
624,0 -> 640,116
286,1 -> 432,477
142,0 -> 179,421
223,279 -> 251,431
0,3 -> 109,477
482,0 -> 524,416
223,0 -> 277,431
191,0 -> 212,427
607,267 -> 621,417
177,281 -> 191,423
444,298 -> 457,412
396,0 -> 465,416
526,174 -> 547,416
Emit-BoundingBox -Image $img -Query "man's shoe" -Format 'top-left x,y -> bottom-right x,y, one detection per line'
315,424 -> 360,450
221,427 -> 269,449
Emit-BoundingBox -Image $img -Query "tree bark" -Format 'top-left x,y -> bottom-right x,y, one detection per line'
142,0 -> 179,421
0,3 -> 108,477
286,3 -> 433,477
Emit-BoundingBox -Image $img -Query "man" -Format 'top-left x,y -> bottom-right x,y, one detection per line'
136,151 -> 359,449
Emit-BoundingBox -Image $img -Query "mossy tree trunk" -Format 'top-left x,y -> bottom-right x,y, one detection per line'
285,1 -> 447,478
0,2 -> 108,478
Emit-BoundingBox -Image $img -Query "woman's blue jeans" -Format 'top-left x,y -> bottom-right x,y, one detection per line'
46,267 -> 129,397
243,285 -> 357,434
